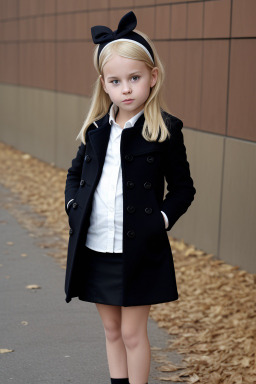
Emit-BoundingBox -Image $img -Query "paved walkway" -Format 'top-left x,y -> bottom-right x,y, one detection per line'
0,183 -> 183,384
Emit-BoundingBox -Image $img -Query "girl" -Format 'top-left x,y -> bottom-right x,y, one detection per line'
64,11 -> 196,384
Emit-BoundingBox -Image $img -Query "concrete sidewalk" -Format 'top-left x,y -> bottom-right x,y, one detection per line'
0,183 -> 184,384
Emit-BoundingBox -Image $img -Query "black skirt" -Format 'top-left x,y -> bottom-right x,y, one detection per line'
78,245 -> 124,306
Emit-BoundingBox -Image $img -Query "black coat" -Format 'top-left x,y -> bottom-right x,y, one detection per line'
64,109 -> 196,305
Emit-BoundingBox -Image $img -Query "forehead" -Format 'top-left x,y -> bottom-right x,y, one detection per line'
102,54 -> 149,77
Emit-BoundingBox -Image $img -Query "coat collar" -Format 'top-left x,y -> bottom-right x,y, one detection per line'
90,103 -> 146,133
108,103 -> 144,128
87,105 -> 162,167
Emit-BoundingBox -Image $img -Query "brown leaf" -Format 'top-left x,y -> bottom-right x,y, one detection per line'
0,349 -> 14,353
157,363 -> 185,372
26,284 -> 41,290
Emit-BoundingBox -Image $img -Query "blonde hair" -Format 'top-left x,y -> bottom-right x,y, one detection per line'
76,29 -> 171,144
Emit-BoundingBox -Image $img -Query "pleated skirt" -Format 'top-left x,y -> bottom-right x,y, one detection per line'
78,245 -> 124,306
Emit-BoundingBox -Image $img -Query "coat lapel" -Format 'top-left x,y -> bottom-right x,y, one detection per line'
87,114 -> 111,168
87,109 -> 161,169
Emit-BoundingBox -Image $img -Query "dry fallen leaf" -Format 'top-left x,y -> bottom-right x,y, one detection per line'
159,375 -> 187,382
188,374 -> 200,383
0,349 -> 14,354
6,241 -> 13,245
20,253 -> 27,257
22,154 -> 31,160
157,363 -> 185,372
26,284 -> 41,290
21,321 -> 28,326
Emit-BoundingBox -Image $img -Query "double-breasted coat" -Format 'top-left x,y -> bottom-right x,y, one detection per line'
64,108 -> 196,305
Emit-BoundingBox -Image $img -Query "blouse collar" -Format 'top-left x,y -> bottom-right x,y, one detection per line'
108,103 -> 144,128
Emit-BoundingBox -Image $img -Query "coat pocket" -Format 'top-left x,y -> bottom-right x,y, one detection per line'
157,209 -> 166,232
68,200 -> 83,229
144,205 -> 168,254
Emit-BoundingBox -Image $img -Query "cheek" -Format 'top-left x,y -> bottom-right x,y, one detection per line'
106,87 -> 119,102
110,88 -> 119,96
139,82 -> 151,98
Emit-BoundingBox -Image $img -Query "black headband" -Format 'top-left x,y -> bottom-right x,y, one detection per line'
91,11 -> 155,65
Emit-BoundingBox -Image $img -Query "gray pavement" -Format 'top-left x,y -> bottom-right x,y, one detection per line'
0,183 -> 184,384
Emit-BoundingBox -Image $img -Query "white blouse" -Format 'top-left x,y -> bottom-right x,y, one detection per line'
68,103 -> 169,253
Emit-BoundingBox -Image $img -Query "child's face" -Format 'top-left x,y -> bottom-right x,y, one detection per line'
101,54 -> 158,121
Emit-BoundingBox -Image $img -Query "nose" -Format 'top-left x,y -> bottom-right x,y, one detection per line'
122,81 -> 132,94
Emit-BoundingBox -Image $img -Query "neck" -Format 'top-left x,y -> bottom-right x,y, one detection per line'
115,108 -> 144,128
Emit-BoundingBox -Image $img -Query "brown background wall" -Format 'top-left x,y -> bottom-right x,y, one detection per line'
0,0 -> 255,272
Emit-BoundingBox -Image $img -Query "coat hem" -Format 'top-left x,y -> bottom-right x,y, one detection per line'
71,294 -> 179,307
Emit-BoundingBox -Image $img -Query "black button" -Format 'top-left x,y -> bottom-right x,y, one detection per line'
69,228 -> 73,235
125,154 -> 134,162
145,207 -> 153,214
144,181 -> 152,189
85,155 -> 91,163
127,205 -> 135,214
72,202 -> 78,209
80,179 -> 85,186
127,230 -> 135,238
127,181 -> 135,189
146,155 -> 154,163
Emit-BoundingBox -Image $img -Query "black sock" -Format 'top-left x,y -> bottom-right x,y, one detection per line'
110,378 -> 129,384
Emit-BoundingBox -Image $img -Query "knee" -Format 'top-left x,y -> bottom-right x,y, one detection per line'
103,320 -> 122,343
121,327 -> 140,350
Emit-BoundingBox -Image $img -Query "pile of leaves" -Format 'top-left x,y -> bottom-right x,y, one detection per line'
0,141 -> 255,383
150,240 -> 256,383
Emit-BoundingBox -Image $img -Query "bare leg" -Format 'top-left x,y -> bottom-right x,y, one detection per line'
95,303 -> 128,379
121,305 -> 151,384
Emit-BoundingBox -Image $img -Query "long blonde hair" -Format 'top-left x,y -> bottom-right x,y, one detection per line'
76,29 -> 171,144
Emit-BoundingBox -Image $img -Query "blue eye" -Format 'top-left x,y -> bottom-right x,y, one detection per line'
110,76 -> 140,85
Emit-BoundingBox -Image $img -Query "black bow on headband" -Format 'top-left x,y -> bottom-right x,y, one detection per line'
91,11 -> 154,64
91,11 -> 137,45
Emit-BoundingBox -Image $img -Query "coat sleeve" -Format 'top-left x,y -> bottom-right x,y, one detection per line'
161,118 -> 196,232
64,142 -> 86,215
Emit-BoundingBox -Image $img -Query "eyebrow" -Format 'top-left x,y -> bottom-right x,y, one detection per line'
106,71 -> 142,80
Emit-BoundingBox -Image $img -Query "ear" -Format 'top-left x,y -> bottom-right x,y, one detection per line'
150,67 -> 158,88
100,75 -> 108,94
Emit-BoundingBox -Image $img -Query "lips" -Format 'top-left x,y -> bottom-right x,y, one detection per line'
122,99 -> 134,103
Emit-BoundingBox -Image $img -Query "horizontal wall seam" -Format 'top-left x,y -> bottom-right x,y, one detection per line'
1,37 -> 256,44
0,83 -> 255,145
0,0 -> 228,22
